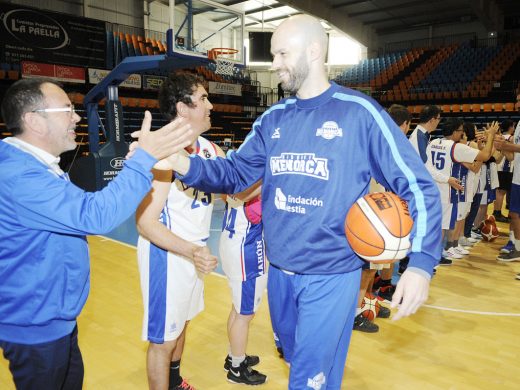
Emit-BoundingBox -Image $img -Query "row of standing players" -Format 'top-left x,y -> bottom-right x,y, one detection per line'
354,103 -> 520,333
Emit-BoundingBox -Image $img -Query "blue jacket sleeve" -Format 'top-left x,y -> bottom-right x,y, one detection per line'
178,123 -> 267,194
13,148 -> 156,235
366,108 -> 442,275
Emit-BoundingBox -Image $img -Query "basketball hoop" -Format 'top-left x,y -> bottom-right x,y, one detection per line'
208,48 -> 239,76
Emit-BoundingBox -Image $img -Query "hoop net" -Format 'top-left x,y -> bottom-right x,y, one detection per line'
209,48 -> 239,76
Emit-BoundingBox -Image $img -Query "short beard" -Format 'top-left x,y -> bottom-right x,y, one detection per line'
281,54 -> 309,95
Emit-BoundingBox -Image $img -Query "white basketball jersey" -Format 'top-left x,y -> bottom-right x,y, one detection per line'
165,137 -> 218,242
426,138 -> 479,203
219,195 -> 266,281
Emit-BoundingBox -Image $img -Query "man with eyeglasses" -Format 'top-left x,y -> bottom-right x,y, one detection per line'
0,78 -> 193,390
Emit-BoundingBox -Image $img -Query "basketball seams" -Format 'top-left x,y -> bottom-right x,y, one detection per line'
345,192 -> 412,262
386,193 -> 404,257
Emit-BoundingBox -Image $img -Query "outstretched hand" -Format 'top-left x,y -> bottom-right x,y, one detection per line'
131,111 -> 193,161
391,269 -> 430,321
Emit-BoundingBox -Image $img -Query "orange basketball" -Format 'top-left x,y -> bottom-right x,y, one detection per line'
345,192 -> 413,263
360,293 -> 380,321
481,216 -> 499,242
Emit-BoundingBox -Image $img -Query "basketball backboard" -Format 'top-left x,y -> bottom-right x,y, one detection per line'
168,0 -> 244,66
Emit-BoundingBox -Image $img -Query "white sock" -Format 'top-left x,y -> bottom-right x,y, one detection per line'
356,307 -> 362,316
231,354 -> 246,368
510,231 -> 515,242
515,239 -> 520,252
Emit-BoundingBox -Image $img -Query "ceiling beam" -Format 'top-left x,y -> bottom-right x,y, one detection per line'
245,12 -> 302,27
376,15 -> 478,35
213,3 -> 285,23
363,6 -> 469,26
331,0 -> 371,9
348,0 -> 432,17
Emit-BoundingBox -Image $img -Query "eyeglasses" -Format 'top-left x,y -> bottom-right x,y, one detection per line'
32,105 -> 76,117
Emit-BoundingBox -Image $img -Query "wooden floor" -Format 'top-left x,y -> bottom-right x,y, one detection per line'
2,225 -> 520,389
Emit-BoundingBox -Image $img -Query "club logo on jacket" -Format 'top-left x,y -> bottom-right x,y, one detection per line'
203,148 -> 212,158
270,153 -> 329,180
316,121 -> 342,140
272,127 -> 281,139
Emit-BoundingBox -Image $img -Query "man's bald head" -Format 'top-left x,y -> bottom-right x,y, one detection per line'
271,15 -> 329,96
274,15 -> 328,61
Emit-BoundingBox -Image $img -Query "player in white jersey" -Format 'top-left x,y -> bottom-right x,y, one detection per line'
427,118 -> 498,258
219,181 -> 268,385
136,73 -> 223,390
496,90 -> 520,266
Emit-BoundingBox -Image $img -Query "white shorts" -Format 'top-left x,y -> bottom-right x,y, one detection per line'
441,202 -> 458,230
137,237 -> 204,343
456,202 -> 471,221
227,272 -> 268,315
369,262 -> 391,270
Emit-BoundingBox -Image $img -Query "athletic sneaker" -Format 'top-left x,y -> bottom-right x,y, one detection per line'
443,248 -> 463,260
471,229 -> 483,240
377,305 -> 391,318
227,360 -> 267,385
353,314 -> 379,333
171,379 -> 196,390
459,237 -> 475,247
438,257 -> 453,266
224,354 -> 260,371
500,241 -> 514,254
497,250 -> 520,262
454,245 -> 470,255
494,213 -> 510,223
378,284 -> 395,302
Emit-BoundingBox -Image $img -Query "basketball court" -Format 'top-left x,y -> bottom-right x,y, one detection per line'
1,202 -> 519,389
1,1 -> 519,389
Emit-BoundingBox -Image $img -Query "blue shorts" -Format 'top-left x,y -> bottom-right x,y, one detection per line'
268,265 -> 361,390
510,184 -> 520,214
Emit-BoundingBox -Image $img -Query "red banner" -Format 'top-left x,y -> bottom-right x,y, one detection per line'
21,61 -> 85,83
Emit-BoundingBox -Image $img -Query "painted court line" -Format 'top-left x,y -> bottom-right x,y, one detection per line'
423,304 -> 520,317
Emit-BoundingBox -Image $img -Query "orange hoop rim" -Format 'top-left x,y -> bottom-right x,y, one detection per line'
208,47 -> 239,60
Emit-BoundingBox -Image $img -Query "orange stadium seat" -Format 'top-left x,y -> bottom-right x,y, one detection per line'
462,104 -> 471,112
493,103 -> 504,112
504,103 -> 515,111
483,103 -> 493,112
471,103 -> 481,112
441,105 -> 451,113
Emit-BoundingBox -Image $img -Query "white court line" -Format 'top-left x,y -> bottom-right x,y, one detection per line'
423,304 -> 520,317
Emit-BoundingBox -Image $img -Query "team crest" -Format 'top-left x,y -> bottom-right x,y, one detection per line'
203,148 -> 212,158
316,121 -> 343,140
